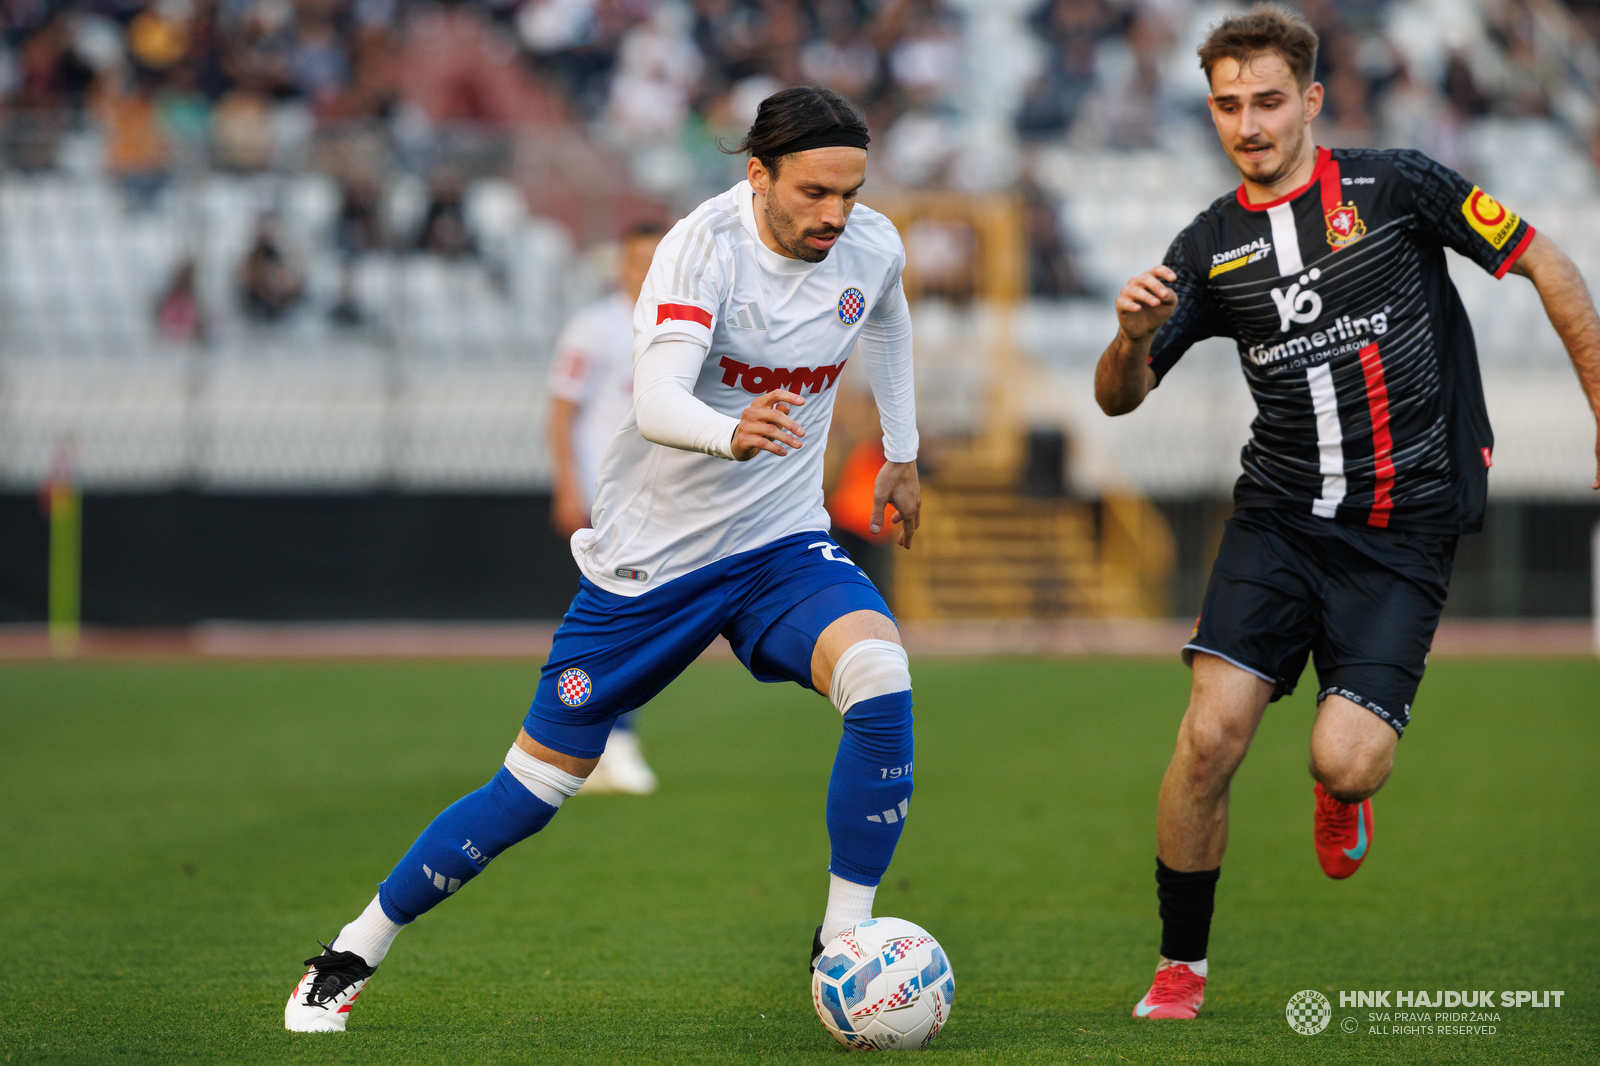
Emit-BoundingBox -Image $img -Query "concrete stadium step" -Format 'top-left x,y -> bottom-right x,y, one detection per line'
896,480 -> 1153,620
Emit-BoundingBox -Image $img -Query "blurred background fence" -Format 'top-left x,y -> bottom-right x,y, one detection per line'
1,0 -> 1597,625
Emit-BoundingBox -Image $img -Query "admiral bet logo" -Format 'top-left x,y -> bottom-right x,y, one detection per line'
1271,268 -> 1323,332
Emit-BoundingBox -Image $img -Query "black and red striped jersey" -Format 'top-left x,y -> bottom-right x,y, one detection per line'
1148,146 -> 1533,534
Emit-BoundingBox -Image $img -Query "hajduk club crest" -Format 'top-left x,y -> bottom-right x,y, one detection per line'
1325,201 -> 1366,248
838,287 -> 865,325
556,668 -> 592,707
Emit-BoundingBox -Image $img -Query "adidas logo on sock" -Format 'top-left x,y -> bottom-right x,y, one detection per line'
730,302 -> 767,330
422,864 -> 461,893
866,798 -> 910,824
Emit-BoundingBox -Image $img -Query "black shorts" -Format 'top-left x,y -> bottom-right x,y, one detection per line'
1183,507 -> 1457,736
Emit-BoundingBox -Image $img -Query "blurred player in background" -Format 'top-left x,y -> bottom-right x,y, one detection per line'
547,221 -> 667,795
286,85 -> 923,1032
1095,5 -> 1600,1021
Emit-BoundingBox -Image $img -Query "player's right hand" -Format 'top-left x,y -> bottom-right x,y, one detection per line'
1116,265 -> 1179,342
731,390 -> 805,461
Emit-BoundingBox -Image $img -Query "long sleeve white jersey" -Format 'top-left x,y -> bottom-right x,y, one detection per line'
547,292 -> 637,511
572,179 -> 917,597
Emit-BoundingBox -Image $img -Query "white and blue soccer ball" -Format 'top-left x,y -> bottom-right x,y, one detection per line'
811,917 -> 954,1050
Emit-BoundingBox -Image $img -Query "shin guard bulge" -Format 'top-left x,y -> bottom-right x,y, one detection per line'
826,640 -> 914,887
1156,858 -> 1220,963
376,747 -> 584,923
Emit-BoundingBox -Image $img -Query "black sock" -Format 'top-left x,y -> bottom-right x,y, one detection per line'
1156,858 -> 1220,963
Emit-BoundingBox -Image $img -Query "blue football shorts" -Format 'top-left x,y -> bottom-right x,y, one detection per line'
524,530 -> 894,758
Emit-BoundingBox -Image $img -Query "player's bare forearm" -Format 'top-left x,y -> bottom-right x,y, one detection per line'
731,390 -> 806,461
1096,266 -> 1176,416
872,460 -> 920,549
1095,329 -> 1159,416
1511,232 -> 1600,488
548,397 -> 580,480
547,398 -> 589,535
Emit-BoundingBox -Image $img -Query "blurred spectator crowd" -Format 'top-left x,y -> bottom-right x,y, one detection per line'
0,0 -> 967,192
1019,0 -> 1600,172
3,0 -> 1598,316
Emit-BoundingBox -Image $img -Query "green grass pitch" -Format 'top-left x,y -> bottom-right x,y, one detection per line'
2,656 -> 1596,1064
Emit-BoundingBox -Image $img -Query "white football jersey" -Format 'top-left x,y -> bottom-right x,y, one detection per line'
547,292 -> 636,510
572,179 -> 909,597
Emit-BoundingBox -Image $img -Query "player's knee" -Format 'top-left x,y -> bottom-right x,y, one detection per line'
502,744 -> 586,812
1311,747 -> 1391,803
830,640 -> 914,770
1309,703 -> 1396,802
1177,716 -> 1249,791
829,639 -> 911,718
453,748 -> 587,865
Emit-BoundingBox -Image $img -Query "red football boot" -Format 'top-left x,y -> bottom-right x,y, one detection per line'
1132,960 -> 1207,1019
1314,781 -> 1373,879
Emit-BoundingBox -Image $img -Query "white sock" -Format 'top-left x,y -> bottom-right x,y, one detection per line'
1162,956 -> 1208,978
333,894 -> 405,967
820,873 -> 878,944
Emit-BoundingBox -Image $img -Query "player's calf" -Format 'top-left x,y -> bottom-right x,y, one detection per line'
821,639 -> 914,943
377,744 -> 586,923
286,744 -> 585,1032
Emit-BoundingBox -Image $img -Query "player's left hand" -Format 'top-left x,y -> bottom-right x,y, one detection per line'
872,460 -> 921,549
732,390 -> 806,461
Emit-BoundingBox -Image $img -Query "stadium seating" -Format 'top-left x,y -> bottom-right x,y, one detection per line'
0,0 -> 1595,513
0,171 -> 577,489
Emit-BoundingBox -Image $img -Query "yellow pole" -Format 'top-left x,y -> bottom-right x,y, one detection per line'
48,481 -> 81,656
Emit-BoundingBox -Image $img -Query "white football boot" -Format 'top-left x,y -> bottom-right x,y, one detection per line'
285,942 -> 377,1032
580,729 -> 657,795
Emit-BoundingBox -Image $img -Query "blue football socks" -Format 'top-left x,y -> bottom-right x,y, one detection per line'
377,766 -> 560,924
826,689 -> 915,886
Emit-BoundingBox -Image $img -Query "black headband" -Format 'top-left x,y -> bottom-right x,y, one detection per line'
761,127 -> 870,159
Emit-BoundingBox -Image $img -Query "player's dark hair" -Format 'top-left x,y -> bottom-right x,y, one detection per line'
1198,4 -> 1319,91
721,85 -> 870,178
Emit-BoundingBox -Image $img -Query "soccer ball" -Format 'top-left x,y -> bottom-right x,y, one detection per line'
811,917 -> 954,1050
